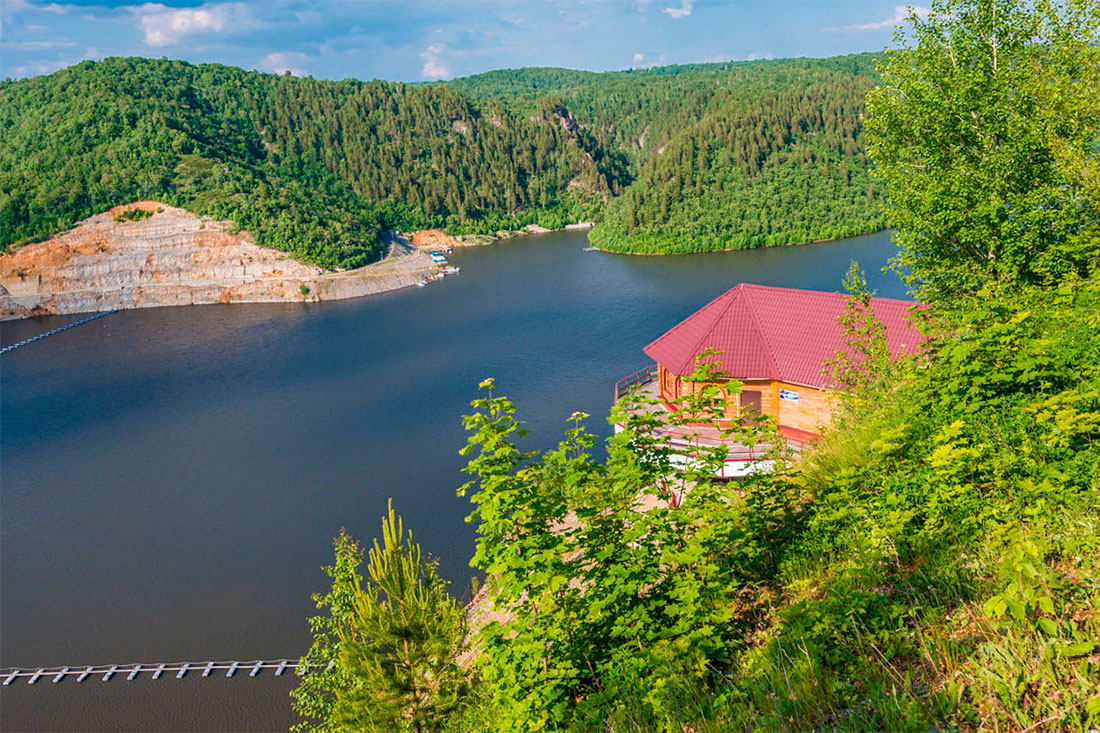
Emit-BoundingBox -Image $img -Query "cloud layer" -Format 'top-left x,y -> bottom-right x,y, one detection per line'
2,0 -> 925,83
825,4 -> 931,32
134,3 -> 249,47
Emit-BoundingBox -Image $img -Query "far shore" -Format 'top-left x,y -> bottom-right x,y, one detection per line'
581,227 -> 892,256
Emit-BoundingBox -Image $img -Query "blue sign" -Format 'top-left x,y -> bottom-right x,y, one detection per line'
779,389 -> 800,401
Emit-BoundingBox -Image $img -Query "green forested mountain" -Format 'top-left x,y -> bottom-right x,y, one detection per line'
0,57 -> 615,268
1,54 -> 884,266
451,55 -> 886,252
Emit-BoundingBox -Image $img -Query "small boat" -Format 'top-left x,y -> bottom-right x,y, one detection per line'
429,251 -> 449,263
442,266 -> 461,275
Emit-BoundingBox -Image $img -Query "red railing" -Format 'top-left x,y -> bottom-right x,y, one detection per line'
614,364 -> 659,402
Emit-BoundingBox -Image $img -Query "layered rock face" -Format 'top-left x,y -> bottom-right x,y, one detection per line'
0,203 -> 433,319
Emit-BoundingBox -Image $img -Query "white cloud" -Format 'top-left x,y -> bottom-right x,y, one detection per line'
420,44 -> 450,80
662,0 -> 693,19
10,58 -> 71,77
629,52 -> 667,69
8,40 -> 77,50
131,3 -> 249,47
825,5 -> 931,32
258,51 -> 308,76
745,52 -> 774,61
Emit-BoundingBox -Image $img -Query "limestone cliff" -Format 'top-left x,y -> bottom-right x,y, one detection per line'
0,202 -> 435,320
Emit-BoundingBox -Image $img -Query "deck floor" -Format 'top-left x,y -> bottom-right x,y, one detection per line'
614,380 -> 792,461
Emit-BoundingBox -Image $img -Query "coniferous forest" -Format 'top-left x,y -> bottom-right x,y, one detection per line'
1,53 -> 884,267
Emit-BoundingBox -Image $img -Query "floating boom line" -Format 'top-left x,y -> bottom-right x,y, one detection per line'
1,659 -> 304,685
0,310 -> 117,355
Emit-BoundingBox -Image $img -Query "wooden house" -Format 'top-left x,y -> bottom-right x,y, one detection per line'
614,283 -> 924,476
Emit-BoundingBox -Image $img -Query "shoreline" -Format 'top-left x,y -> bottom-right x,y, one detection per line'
0,205 -> 441,321
581,227 -> 892,256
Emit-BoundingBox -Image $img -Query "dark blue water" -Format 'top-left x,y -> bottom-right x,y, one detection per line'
0,229 -> 905,731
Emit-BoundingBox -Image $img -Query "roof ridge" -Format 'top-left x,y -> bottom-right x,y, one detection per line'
741,285 -> 780,381
676,285 -> 745,375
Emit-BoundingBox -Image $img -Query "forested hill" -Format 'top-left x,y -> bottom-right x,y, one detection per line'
449,54 -> 886,253
2,54 -> 885,267
0,57 -> 617,269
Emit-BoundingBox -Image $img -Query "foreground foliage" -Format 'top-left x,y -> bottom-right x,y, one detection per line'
292,506 -> 466,732
301,269 -> 1098,730
865,0 -> 1100,302
293,1 -> 1099,728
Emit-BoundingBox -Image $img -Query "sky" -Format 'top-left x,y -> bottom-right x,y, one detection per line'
0,0 -> 929,82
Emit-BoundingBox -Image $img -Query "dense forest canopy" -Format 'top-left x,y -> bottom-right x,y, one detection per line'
0,57 -> 615,268
1,53 -> 885,266
450,54 -> 886,253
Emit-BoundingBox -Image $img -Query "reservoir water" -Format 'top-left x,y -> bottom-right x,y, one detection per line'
1,229 -> 906,731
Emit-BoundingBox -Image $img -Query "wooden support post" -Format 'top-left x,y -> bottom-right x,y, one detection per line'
28,669 -> 45,685
102,666 -> 118,682
77,667 -> 93,683
202,662 -> 215,677
152,664 -> 166,680
226,662 -> 239,678
52,667 -> 70,683
127,666 -> 142,681
176,663 -> 189,679
275,661 -> 288,676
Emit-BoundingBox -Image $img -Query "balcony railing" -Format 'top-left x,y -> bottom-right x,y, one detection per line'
613,363 -> 658,402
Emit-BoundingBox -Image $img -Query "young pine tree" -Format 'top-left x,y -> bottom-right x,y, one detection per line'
292,505 -> 467,732
332,502 -> 467,733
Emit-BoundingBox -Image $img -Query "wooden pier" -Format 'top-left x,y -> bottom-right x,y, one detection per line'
1,660 -> 300,685
0,310 -> 117,355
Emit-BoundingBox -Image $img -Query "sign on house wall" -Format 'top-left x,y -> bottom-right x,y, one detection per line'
779,389 -> 800,401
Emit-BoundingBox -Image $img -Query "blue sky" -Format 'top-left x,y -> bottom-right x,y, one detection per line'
1,1 -> 928,81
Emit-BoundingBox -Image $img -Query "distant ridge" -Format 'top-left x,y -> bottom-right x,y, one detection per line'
1,52 -> 885,265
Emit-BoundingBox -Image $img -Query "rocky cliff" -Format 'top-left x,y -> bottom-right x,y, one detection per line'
0,202 -> 435,320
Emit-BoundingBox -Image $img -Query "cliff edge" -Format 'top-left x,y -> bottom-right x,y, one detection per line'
0,202 -> 435,320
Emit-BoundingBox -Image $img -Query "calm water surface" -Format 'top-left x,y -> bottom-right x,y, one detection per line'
0,230 -> 905,731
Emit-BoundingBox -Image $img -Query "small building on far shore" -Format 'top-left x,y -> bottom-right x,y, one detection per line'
614,283 -> 924,476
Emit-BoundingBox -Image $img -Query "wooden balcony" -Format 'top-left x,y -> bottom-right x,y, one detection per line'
612,366 -> 816,477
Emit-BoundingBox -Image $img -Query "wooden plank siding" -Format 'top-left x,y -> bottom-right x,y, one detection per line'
656,365 -> 835,435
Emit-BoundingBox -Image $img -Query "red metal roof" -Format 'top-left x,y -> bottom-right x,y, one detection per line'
643,283 -> 925,388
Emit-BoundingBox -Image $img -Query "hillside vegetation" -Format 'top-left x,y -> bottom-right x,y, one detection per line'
452,55 -> 886,253
0,58 -> 615,269
2,54 -> 884,266
292,1 -> 1100,730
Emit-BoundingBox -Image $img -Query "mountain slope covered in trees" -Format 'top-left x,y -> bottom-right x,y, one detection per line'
1,54 -> 885,267
450,54 -> 886,252
0,57 -> 616,268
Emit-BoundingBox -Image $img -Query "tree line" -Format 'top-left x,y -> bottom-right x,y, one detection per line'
3,53 -> 887,267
